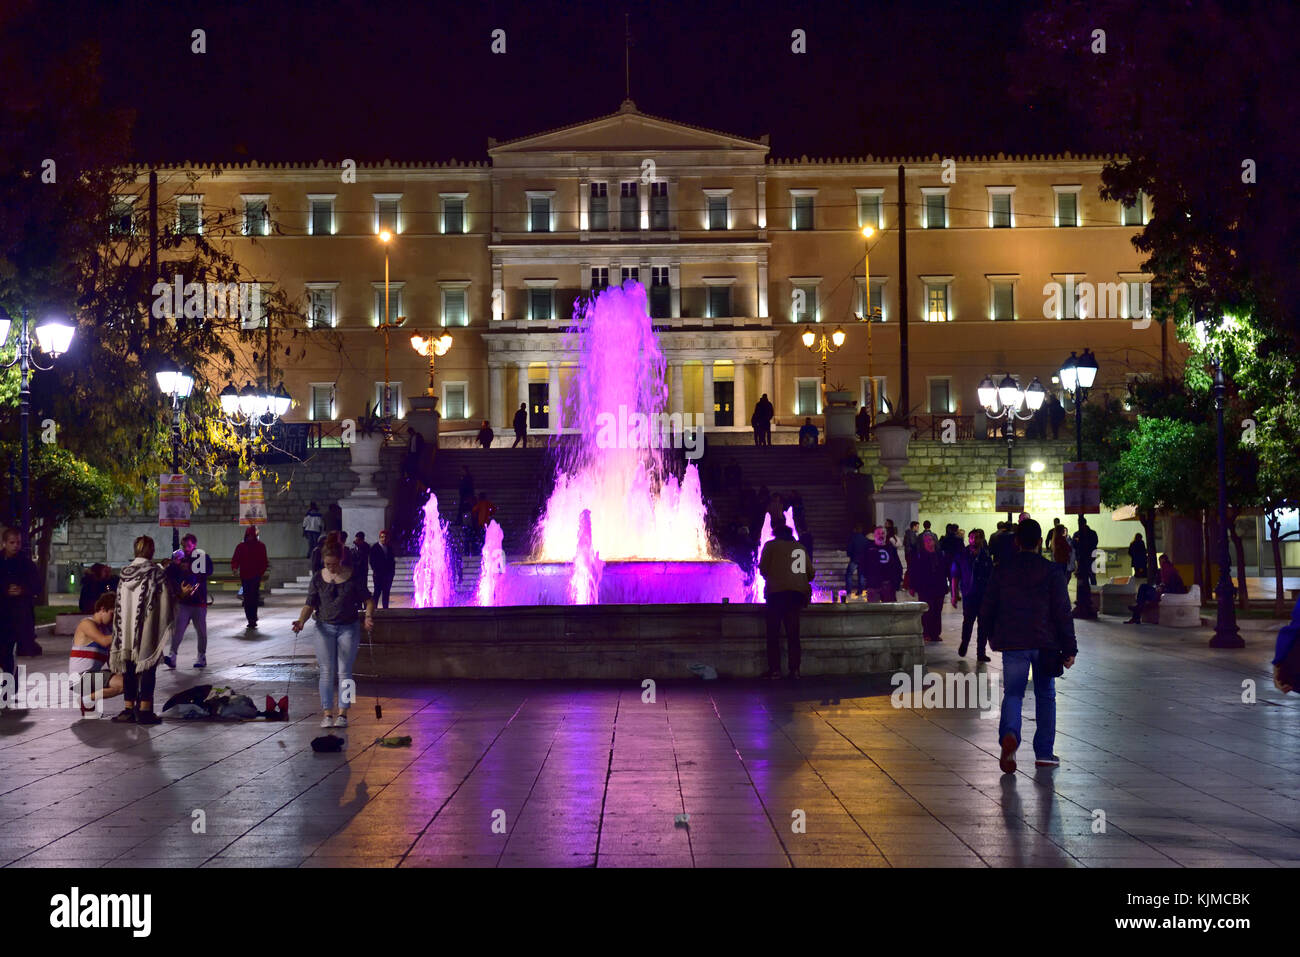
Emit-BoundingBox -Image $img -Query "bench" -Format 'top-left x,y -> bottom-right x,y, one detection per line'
1150,585 -> 1202,627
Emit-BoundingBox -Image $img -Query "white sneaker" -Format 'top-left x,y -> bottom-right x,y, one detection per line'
333,713 -> 348,728
320,715 -> 333,728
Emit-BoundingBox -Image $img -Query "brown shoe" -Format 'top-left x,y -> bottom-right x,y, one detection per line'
999,733 -> 1018,774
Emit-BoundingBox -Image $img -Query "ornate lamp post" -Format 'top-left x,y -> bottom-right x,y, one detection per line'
155,361 -> 195,551
377,229 -> 406,438
1060,348 -> 1099,618
410,331 -> 453,397
801,325 -> 847,390
978,373 -> 1046,522
1195,315 -> 1245,649
219,380 -> 291,439
0,308 -> 75,548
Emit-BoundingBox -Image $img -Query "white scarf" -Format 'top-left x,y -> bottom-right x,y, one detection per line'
109,558 -> 177,672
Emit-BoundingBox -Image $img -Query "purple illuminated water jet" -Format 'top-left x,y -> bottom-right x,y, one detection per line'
412,491 -> 452,608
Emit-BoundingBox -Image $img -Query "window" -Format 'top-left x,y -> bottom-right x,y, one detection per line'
177,196 -> 202,235
309,384 -> 335,420
373,283 -> 404,326
707,285 -> 731,318
109,198 -> 135,237
857,278 -> 885,321
791,281 -> 819,323
621,266 -> 639,285
856,189 -> 884,230
650,267 -> 671,318
441,283 -> 469,326
590,267 -> 609,293
526,191 -> 554,232
1055,186 -> 1081,227
305,284 -> 337,328
791,191 -> 816,230
440,194 -> 466,234
989,278 -> 1016,320
988,187 -> 1014,228
589,182 -> 609,231
704,189 -> 731,230
1122,191 -> 1145,226
796,378 -> 820,415
241,196 -> 269,236
922,189 -> 948,229
928,377 -> 953,414
308,195 -> 335,236
374,194 -> 402,234
620,182 -> 639,231
529,287 -> 554,321
374,381 -> 403,419
650,182 -> 669,230
923,281 -> 951,322
443,382 -> 468,420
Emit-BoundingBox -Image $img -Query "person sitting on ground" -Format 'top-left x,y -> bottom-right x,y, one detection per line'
476,420 -> 494,449
1125,553 -> 1187,624
798,416 -> 819,447
70,592 -> 123,715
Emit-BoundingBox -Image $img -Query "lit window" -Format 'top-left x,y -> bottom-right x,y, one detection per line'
589,183 -> 609,231
242,196 -> 270,236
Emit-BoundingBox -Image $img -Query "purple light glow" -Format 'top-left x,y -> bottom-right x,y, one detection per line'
412,491 -> 452,607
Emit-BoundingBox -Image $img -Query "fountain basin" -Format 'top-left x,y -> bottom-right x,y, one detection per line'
493,560 -> 748,606
371,601 -> 926,679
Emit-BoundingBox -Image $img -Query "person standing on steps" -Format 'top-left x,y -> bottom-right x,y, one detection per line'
352,532 -> 372,591
231,525 -> 269,630
457,466 -> 475,520
302,502 -> 324,557
108,536 -> 177,725
512,402 -> 529,448
979,518 -> 1077,772
370,529 -> 396,610
476,420 -> 494,449
164,533 -> 212,670
758,520 -> 813,679
754,393 -> 774,446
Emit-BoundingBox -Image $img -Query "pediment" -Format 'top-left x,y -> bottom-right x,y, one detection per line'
489,101 -> 768,156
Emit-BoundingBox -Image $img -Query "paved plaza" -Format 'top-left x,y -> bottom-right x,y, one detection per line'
0,594 -> 1296,868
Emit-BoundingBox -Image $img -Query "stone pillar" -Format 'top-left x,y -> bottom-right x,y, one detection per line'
548,361 -> 562,431
756,175 -> 767,229
516,360 -> 529,422
670,262 -> 681,318
671,361 -> 684,415
757,256 -> 769,318
488,363 -> 504,429
492,264 -> 504,321
760,360 -> 774,407
733,360 -> 747,428
701,361 -> 715,428
579,177 -> 589,234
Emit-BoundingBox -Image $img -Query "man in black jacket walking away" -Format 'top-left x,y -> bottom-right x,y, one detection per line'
952,529 -> 994,661
370,529 -> 397,609
979,518 -> 1077,772
512,402 -> 529,448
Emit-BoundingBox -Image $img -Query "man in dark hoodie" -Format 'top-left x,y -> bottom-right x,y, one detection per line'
952,529 -> 995,661
860,525 -> 903,603
844,523 -> 869,597
980,518 -> 1077,772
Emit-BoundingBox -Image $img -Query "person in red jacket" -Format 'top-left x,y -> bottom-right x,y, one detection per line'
231,526 -> 269,629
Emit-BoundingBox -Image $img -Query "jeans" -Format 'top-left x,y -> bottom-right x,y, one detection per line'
171,603 -> 208,657
959,594 -> 985,655
314,619 -> 361,711
305,531 -> 320,557
764,591 -> 803,673
373,576 -> 392,609
241,578 -> 260,625
998,649 -> 1057,759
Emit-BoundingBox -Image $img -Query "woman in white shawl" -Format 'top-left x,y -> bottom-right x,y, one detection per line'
108,535 -> 177,724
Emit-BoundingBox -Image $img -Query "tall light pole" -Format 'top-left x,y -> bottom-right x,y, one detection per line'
1060,348 -> 1099,618
978,373 -> 1045,522
155,362 -> 195,551
0,308 -> 75,549
859,225 -> 883,426
1195,315 -> 1244,649
801,326 -> 847,390
377,230 -> 405,438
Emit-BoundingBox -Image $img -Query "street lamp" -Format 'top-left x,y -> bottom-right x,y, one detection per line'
1194,315 -> 1244,649
410,331 -> 453,397
219,380 -> 291,434
155,361 -> 195,551
858,225 -> 885,426
1059,348 -> 1100,618
978,372 -> 1045,521
377,229 -> 406,436
801,325 -> 847,390
0,308 -> 74,549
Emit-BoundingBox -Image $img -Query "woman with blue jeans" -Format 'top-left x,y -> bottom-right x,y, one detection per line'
292,542 -> 375,728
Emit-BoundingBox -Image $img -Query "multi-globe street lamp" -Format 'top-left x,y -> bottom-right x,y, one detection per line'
218,380 -> 291,436
1060,348 -> 1099,618
978,372 -> 1046,522
801,325 -> 847,390
0,308 -> 75,548
1195,314 -> 1245,650
155,361 -> 195,551
410,331 -> 453,397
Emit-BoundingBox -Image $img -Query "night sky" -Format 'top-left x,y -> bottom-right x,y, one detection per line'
24,0 -> 1096,163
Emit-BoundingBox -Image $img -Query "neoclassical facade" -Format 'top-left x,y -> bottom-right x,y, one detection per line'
127,100 -> 1169,436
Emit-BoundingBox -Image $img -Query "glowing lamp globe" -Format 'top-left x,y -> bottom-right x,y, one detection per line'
977,376 -> 998,410
35,320 -> 75,357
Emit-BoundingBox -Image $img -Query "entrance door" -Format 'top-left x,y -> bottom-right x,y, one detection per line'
529,382 -> 550,430
713,381 -> 734,426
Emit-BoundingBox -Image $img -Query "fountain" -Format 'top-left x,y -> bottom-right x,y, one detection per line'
477,520 -> 507,607
411,491 -> 452,608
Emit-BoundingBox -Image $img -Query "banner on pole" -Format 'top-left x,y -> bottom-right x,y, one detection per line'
159,474 -> 191,527
995,468 -> 1025,513
1063,461 -> 1101,515
238,479 -> 266,525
